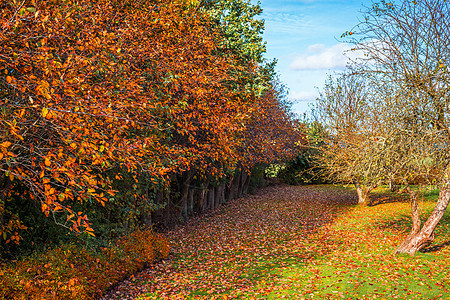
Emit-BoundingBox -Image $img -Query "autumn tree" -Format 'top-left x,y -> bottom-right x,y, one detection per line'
314,72 -> 383,205
0,0 -> 303,248
339,0 -> 450,254
0,0 -> 238,240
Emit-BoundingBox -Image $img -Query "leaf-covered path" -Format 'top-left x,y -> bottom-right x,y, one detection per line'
102,184 -> 450,299
102,185 -> 357,299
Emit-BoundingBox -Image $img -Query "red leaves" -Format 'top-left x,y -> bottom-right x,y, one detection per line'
104,185 -> 351,299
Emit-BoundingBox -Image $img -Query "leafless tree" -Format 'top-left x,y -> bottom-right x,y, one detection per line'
342,0 -> 450,255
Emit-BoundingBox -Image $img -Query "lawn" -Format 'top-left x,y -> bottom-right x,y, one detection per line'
104,184 -> 450,299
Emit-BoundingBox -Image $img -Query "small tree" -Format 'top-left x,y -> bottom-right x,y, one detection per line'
344,0 -> 450,254
314,73 -> 381,205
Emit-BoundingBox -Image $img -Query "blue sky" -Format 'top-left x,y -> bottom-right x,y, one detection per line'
256,0 -> 372,116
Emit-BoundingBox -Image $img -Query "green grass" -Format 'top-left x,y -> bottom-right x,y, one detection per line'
136,185 -> 450,300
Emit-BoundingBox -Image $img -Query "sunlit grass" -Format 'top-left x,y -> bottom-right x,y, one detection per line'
138,185 -> 450,299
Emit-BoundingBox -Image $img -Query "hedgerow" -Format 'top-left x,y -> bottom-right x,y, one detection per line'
0,230 -> 169,300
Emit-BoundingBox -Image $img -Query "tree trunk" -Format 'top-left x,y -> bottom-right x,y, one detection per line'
229,171 -> 241,200
237,170 -> 245,198
187,189 -> 194,216
198,183 -> 207,213
219,184 -> 225,204
207,186 -> 215,210
354,181 -> 375,205
242,171 -> 251,195
179,171 -> 193,220
389,179 -> 399,192
395,183 -> 450,255
214,185 -> 221,209
238,170 -> 251,196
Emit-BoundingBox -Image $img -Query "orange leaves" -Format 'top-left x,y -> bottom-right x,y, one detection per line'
0,0 -> 299,241
0,229 -> 169,299
0,141 -> 12,150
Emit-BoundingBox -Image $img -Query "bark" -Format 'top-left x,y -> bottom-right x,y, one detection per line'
228,171 -> 241,201
353,181 -> 376,205
389,179 -> 399,192
187,189 -> 194,216
219,184 -> 225,204
179,171 -> 193,220
395,183 -> 450,255
237,170 -> 246,198
214,185 -> 221,209
198,183 -> 207,213
243,172 -> 251,195
239,170 -> 251,196
207,186 -> 215,210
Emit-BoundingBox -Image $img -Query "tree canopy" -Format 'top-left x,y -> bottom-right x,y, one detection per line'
0,0 -> 302,248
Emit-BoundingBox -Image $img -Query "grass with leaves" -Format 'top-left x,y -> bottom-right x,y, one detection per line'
105,184 -> 450,299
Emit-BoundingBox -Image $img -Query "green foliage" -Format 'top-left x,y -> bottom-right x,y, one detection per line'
204,0 -> 266,64
248,164 -> 267,193
264,164 -> 285,178
203,0 -> 277,97
278,120 -> 327,185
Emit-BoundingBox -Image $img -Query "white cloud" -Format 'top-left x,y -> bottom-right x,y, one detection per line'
290,43 -> 363,71
289,90 -> 318,102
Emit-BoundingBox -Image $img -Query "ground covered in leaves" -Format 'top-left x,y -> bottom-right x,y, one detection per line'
102,184 -> 450,299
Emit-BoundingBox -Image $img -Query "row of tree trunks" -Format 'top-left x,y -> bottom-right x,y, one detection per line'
152,169 -> 252,227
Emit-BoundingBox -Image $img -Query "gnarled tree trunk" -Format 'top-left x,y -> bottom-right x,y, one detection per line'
354,180 -> 376,205
395,183 -> 450,255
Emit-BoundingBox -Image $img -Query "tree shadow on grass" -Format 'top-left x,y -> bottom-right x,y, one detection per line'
420,241 -> 450,253
368,192 -> 409,206
376,205 -> 450,254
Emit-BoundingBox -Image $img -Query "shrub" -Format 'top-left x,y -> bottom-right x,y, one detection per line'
0,230 -> 169,300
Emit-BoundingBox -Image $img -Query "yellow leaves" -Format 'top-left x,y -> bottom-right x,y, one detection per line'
17,109 -> 25,118
6,76 -> 13,84
44,157 -> 51,166
42,107 -> 49,118
42,107 -> 56,119
36,80 -> 51,99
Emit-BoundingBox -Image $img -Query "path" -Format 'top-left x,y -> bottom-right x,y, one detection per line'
101,184 -> 357,299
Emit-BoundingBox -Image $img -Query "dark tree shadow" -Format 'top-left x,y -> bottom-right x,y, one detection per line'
368,192 -> 409,206
420,241 -> 450,253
